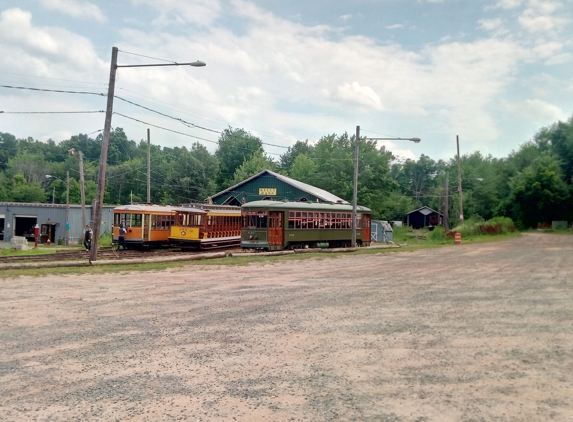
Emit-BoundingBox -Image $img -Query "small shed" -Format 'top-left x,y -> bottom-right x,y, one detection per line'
405,206 -> 443,229
371,220 -> 393,242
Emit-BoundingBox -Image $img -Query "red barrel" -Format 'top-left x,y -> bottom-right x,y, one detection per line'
454,232 -> 462,245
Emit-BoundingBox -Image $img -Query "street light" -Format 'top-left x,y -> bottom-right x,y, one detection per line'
352,126 -> 421,247
90,47 -> 206,261
46,173 -> 70,245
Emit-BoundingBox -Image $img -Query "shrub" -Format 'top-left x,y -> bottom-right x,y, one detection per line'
429,226 -> 445,241
99,232 -> 113,247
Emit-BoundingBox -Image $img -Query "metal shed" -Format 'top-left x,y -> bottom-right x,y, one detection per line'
371,220 -> 393,243
0,202 -> 114,244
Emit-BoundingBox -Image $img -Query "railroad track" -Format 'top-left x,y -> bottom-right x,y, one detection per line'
0,248 -> 187,263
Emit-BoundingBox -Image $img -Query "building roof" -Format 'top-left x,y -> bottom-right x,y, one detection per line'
210,170 -> 349,204
0,202 -> 114,209
405,206 -> 442,216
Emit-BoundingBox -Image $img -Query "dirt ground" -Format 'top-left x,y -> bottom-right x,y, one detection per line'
1,232 -> 572,422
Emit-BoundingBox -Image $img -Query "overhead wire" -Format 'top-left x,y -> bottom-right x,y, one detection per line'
1,110 -> 104,114
0,84 -> 104,96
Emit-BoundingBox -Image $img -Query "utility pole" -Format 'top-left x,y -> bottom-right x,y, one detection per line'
52,186 -> 55,204
79,151 -> 86,234
89,47 -> 205,261
147,128 -> 151,204
90,47 -> 118,261
65,171 -> 70,246
351,126 -> 360,248
443,171 -> 449,230
456,135 -> 463,225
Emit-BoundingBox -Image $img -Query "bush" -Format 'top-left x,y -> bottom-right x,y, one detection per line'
428,226 -> 445,241
99,232 -> 113,247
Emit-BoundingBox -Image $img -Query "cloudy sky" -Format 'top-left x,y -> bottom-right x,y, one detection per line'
1,0 -> 572,161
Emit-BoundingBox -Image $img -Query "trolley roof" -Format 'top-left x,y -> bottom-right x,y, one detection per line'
241,200 -> 371,212
114,204 -> 174,213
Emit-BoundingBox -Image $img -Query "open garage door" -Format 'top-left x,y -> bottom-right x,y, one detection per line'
0,214 -> 4,241
14,215 -> 37,240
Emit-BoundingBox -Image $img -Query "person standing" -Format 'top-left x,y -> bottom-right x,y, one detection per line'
118,224 -> 127,250
83,225 -> 92,251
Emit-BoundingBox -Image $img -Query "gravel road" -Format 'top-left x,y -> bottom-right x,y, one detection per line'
1,232 -> 572,421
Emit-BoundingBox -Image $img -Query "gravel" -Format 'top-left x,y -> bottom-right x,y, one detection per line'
0,232 -> 572,421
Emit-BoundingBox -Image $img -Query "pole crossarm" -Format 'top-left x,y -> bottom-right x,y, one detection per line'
117,61 -> 206,68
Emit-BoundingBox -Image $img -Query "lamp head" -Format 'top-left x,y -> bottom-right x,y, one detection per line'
190,61 -> 206,67
411,138 -> 421,143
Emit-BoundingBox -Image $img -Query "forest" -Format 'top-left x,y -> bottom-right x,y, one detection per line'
1,114 -> 572,229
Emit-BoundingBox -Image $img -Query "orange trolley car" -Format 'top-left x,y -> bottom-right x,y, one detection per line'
113,204 -> 175,248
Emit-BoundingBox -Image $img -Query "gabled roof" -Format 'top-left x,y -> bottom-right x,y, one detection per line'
210,170 -> 349,204
405,206 -> 442,216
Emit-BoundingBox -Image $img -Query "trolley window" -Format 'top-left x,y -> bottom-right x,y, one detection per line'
242,211 -> 268,228
114,213 -> 142,228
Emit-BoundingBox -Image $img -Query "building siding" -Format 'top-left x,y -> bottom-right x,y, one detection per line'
0,203 -> 114,243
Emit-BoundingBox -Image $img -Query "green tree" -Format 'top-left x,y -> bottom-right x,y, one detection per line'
279,140 -> 314,173
231,150 -> 276,185
9,174 -> 47,203
0,132 -> 19,171
507,154 -> 569,227
215,128 -> 264,189
288,153 -> 317,182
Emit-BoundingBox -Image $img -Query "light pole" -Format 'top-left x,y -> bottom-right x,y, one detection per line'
352,126 -> 421,247
90,47 -> 206,261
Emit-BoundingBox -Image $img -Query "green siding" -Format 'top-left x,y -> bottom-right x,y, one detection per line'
212,173 -> 328,205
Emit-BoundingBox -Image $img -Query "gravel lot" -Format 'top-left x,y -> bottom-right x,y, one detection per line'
1,232 -> 572,422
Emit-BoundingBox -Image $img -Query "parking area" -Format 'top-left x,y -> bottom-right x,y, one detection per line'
1,233 -> 572,421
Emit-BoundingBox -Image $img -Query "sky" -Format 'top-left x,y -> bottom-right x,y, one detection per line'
0,0 -> 572,162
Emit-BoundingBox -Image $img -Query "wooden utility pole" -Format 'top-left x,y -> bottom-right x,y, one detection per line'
443,172 -> 449,230
147,128 -> 151,203
65,171 -> 70,246
351,125 -> 360,248
90,47 -> 118,261
79,151 -> 86,233
457,135 -> 463,225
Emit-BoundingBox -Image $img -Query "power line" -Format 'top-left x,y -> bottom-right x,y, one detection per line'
113,112 -> 284,156
118,49 -> 177,64
0,84 -> 104,96
114,96 -> 220,134
0,71 -> 107,85
1,110 -> 104,114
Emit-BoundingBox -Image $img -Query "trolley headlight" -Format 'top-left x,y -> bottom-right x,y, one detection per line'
181,231 -> 186,236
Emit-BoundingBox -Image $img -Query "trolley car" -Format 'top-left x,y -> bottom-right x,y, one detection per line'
113,204 -> 175,248
241,200 -> 371,250
169,204 -> 241,250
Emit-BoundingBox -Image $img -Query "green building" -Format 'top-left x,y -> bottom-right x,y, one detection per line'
209,170 -> 348,206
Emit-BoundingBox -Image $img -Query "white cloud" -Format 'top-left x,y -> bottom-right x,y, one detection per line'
508,99 -> 567,122
493,0 -> 524,9
336,82 -> 383,110
386,24 -> 404,29
340,14 -> 352,22
0,8 -> 105,72
518,1 -> 569,34
38,0 -> 107,22
478,18 -> 503,31
131,0 -> 222,26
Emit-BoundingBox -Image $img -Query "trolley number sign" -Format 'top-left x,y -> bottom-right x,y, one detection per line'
258,188 -> 277,196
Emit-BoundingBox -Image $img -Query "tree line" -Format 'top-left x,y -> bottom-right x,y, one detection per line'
1,115 -> 572,229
